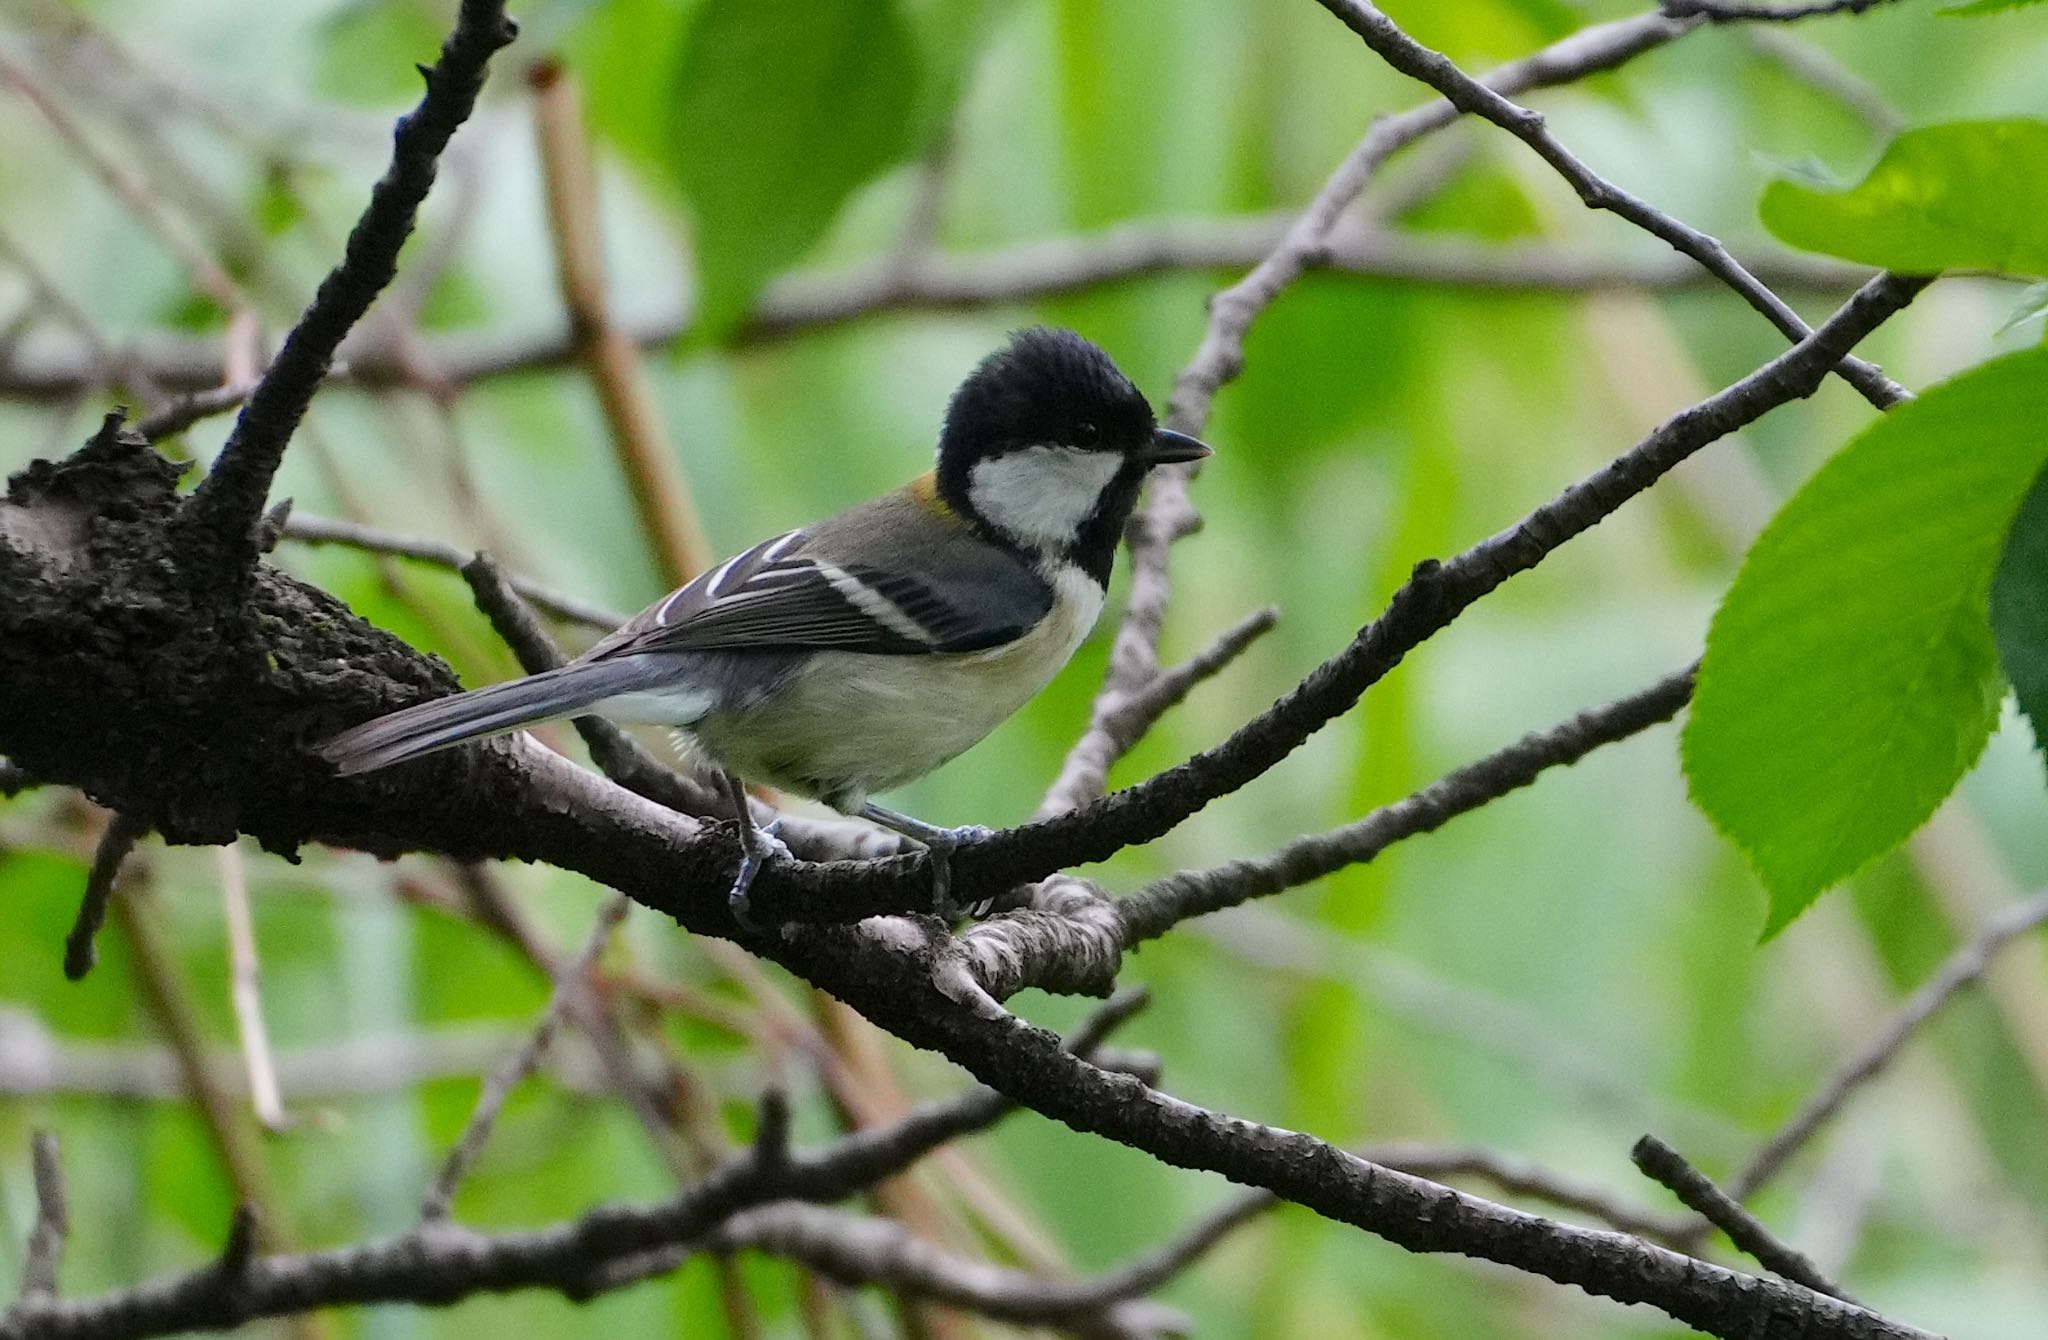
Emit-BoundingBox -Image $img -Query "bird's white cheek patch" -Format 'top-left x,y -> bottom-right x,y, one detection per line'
967,446 -> 1123,551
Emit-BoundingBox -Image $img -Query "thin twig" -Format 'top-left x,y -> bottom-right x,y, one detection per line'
422,893 -> 631,1220
1662,0 -> 1897,21
16,1130 -> 68,1300
528,57 -> 711,587
111,884 -> 295,1256
281,513 -> 626,630
1068,13 -> 1702,843
1114,665 -> 1697,944
0,225 -> 1867,411
136,383 -> 259,441
1311,0 -> 1906,411
215,845 -> 288,1132
1741,29 -> 1904,135
63,811 -> 145,982
0,52 -> 246,319
1038,606 -> 1278,818
0,1003 -> 1151,1340
1633,1134 -> 1853,1300
177,0 -> 518,572
1728,890 -> 2048,1202
460,553 -> 715,815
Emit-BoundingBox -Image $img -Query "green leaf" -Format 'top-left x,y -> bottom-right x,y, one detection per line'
670,0 -> 921,337
1685,346 -> 2048,936
1759,119 -> 2048,276
1992,466 -> 2048,772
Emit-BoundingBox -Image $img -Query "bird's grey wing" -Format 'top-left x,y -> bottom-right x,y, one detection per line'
585,494 -> 1053,661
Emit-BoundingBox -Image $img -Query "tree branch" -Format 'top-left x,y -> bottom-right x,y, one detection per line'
176,0 -> 517,573
1727,890 -> 2048,1202
63,810 -> 145,981
1115,664 -> 1697,944
1311,0 -> 1908,411
1661,0 -> 1898,21
0,1004 -> 1148,1340
420,893 -> 630,1221
1633,1134 -> 1852,1300
14,1131 -> 69,1302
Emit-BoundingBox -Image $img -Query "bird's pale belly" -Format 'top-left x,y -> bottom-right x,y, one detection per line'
689,575 -> 1101,811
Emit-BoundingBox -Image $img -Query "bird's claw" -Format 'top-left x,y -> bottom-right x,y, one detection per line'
922,823 -> 996,922
727,817 -> 790,933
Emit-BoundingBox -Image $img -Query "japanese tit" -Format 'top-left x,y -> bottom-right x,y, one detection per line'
318,327 -> 1211,921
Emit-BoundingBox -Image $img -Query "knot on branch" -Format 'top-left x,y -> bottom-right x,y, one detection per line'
954,876 -> 1124,1002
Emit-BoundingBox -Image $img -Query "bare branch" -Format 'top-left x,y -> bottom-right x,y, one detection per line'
136,384 -> 259,442
280,513 -> 626,630
215,846 -> 287,1132
1311,0 -> 1908,411
1373,1143 -> 1695,1244
1633,1134 -> 1852,1300
1115,665 -> 1696,944
1742,29 -> 1903,135
63,811 -> 145,982
421,894 -> 631,1221
590,1202 -> 1198,1336
0,223 -> 1864,412
1079,13 -> 1702,858
1662,0 -> 1898,21
16,1131 -> 69,1301
1038,606 -> 1279,818
1728,891 -> 2048,1202
0,1005 -> 1150,1340
460,552 -> 714,816
176,0 -> 518,573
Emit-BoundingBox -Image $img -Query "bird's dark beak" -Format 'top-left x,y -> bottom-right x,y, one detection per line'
1141,428 -> 1212,465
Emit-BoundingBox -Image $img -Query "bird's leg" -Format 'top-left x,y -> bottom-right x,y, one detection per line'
858,803 -> 996,921
720,770 -> 786,930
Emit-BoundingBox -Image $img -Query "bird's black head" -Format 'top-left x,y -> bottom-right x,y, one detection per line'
934,328 -> 1209,581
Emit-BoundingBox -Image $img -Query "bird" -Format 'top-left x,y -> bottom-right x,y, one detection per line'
317,327 -> 1211,923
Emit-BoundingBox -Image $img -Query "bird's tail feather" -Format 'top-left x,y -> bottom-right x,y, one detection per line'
318,659 -> 666,775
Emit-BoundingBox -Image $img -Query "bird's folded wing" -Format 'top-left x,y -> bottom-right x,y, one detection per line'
585,520 -> 1051,660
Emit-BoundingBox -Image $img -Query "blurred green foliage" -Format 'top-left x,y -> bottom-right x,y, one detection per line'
2,0 -> 2048,1336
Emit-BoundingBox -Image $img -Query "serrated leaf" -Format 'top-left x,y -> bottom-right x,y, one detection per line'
1685,346 -> 2048,937
670,0 -> 920,337
1992,467 -> 2048,771
1760,119 -> 2048,276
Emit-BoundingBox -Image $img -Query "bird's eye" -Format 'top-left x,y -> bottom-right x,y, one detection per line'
1074,421 -> 1100,446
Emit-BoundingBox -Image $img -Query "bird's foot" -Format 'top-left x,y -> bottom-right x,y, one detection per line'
727,817 -> 789,933
856,803 -> 995,921
921,823 -> 996,921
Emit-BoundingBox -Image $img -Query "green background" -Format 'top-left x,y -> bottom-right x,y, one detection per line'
3,0 -> 2048,1335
